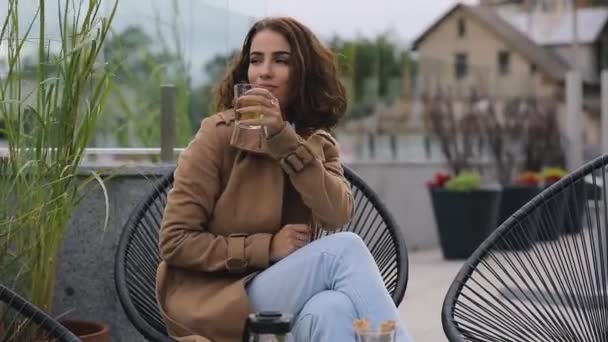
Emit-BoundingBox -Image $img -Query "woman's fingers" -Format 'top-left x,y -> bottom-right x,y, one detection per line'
291,236 -> 310,247
290,224 -> 311,234
236,105 -> 281,119
293,231 -> 310,242
245,87 -> 277,101
291,238 -> 307,248
280,224 -> 312,249
237,105 -> 283,129
237,116 -> 280,128
289,231 -> 310,249
237,94 -> 273,108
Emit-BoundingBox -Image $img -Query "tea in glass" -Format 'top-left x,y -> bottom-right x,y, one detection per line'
234,83 -> 262,129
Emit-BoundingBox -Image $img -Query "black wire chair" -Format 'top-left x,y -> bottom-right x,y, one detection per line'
443,154 -> 608,341
115,165 -> 409,341
0,285 -> 80,342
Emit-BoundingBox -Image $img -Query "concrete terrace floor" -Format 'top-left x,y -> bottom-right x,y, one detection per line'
397,248 -> 465,342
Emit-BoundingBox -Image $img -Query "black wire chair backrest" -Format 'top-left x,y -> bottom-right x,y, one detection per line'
114,165 -> 408,342
0,285 -> 81,342
442,154 -> 608,341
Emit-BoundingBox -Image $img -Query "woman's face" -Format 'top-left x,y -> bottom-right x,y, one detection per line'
247,29 -> 292,108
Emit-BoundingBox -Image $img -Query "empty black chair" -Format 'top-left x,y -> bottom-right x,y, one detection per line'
115,165 -> 409,341
443,154 -> 608,341
0,285 -> 80,342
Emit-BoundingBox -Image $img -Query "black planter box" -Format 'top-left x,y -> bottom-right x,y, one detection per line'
562,181 -> 587,235
430,188 -> 502,259
538,181 -> 586,241
494,185 -> 541,250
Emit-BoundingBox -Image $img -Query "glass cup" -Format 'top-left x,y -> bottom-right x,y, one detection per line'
355,331 -> 396,342
234,83 -> 262,130
353,319 -> 396,342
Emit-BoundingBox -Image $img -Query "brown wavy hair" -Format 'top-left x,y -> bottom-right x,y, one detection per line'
215,17 -> 347,131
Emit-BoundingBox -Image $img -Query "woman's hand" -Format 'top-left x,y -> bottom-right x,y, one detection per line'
236,87 -> 285,137
269,224 -> 311,262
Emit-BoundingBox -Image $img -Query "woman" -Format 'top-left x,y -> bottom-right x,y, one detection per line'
156,17 -> 411,342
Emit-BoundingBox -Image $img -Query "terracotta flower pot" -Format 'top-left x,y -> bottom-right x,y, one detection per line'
61,320 -> 110,342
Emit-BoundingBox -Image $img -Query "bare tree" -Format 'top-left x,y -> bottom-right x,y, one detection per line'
425,88 -> 486,175
426,88 -> 566,184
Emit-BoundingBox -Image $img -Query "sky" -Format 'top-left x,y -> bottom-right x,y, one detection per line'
232,0 -> 478,42
1,0 -> 481,53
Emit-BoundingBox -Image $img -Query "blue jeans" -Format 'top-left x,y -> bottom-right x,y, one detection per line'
246,232 -> 412,341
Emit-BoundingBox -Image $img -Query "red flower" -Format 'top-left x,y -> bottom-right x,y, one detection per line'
515,171 -> 541,186
427,172 -> 451,189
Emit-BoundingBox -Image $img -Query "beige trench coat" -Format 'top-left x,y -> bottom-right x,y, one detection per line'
156,110 -> 354,341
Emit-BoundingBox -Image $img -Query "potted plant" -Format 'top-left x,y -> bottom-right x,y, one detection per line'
540,167 -> 585,236
541,167 -> 567,186
428,170 -> 501,259
482,98 -> 547,225
0,0 -> 117,340
482,97 -> 570,247
492,171 -> 542,250
424,90 -> 502,259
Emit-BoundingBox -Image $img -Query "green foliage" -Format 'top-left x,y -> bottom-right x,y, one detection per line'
0,0 -> 117,313
329,33 -> 415,120
191,50 -> 237,116
540,167 -> 567,183
540,167 -> 567,179
96,20 -> 412,146
101,0 -> 197,147
589,0 -> 606,6
101,8 -> 239,148
445,171 -> 482,192
95,18 -> 413,146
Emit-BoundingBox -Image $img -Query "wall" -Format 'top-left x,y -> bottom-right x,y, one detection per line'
550,43 -> 598,83
417,7 -> 558,98
53,166 -> 174,342
348,162 -> 446,250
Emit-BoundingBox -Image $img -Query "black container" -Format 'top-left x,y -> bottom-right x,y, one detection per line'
494,185 -> 541,250
243,311 -> 293,342
562,182 -> 586,235
538,181 -> 586,241
430,188 -> 502,260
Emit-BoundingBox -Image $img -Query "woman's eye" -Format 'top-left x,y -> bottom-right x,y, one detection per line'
249,59 -> 261,65
276,59 -> 289,64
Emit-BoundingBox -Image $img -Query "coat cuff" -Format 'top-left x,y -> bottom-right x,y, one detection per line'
245,233 -> 273,270
225,233 -> 272,272
265,124 -> 316,175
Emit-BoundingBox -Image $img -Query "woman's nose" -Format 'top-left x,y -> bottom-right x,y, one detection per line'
259,61 -> 272,78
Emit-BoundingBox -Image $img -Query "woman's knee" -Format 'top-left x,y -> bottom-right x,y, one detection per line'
299,290 -> 355,318
325,232 -> 368,253
292,291 -> 356,340
326,232 -> 373,263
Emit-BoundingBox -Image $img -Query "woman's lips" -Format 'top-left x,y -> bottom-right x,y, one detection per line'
258,84 -> 277,90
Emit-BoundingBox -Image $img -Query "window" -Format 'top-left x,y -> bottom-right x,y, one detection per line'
599,34 -> 608,73
498,50 -> 510,75
530,63 -> 537,75
457,18 -> 466,37
454,53 -> 468,79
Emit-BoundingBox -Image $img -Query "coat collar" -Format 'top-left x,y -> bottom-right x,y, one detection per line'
218,110 -> 270,155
